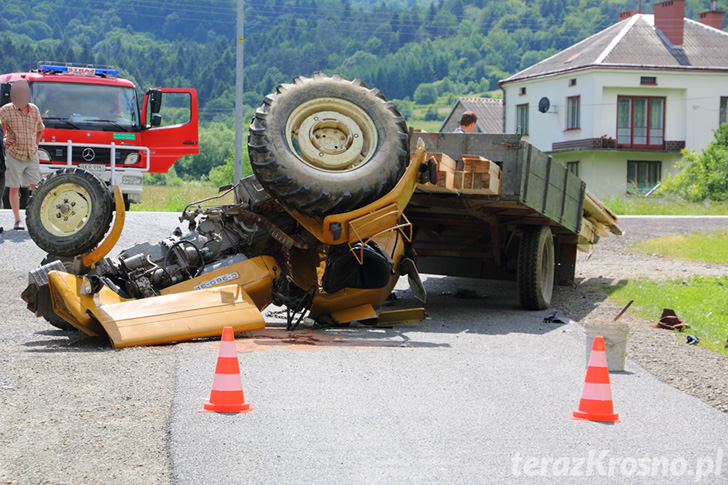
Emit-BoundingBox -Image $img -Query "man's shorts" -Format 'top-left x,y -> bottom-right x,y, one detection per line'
5,152 -> 40,188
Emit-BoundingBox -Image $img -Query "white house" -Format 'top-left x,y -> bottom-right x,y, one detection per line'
499,0 -> 728,198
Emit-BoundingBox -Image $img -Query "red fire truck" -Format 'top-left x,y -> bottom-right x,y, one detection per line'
0,62 -> 199,209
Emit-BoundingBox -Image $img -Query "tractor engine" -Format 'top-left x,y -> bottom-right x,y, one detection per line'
89,214 -> 250,298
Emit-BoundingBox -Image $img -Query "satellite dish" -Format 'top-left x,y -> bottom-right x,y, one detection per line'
538,97 -> 550,113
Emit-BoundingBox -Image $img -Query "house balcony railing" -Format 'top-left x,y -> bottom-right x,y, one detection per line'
551,138 -> 685,152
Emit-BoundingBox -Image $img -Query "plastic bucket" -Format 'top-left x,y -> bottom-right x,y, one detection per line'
583,320 -> 629,372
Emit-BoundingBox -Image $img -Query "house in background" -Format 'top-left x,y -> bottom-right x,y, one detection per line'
499,0 -> 728,199
439,97 -> 503,134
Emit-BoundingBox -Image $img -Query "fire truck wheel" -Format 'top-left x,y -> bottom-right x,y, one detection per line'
517,225 -> 555,310
248,73 -> 408,217
26,168 -> 113,257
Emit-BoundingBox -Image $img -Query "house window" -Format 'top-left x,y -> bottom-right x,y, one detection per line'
720,97 -> 727,125
640,76 -> 657,85
617,96 -> 665,148
516,104 -> 529,135
627,160 -> 662,192
566,161 -> 579,176
519,87 -> 527,95
569,78 -> 577,87
567,96 -> 580,130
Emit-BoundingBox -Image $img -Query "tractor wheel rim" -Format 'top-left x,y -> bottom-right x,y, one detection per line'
38,183 -> 92,237
285,97 -> 378,171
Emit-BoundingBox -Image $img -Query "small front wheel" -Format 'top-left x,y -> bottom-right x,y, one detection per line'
26,168 -> 113,256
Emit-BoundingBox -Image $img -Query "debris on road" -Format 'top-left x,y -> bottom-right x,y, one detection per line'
543,311 -> 571,324
652,308 -> 689,331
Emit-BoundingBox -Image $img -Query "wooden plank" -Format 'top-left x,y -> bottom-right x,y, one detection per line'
578,217 -> 599,248
544,160 -> 566,224
427,152 -> 458,188
522,144 -> 532,202
558,167 -> 569,224
584,190 -> 623,235
541,155 -> 552,214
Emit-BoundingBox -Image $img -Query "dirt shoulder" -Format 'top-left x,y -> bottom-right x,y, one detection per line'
552,216 -> 728,413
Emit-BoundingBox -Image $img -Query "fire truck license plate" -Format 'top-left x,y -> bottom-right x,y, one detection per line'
79,164 -> 106,173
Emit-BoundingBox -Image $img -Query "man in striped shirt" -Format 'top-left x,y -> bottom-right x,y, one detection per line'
0,80 -> 44,230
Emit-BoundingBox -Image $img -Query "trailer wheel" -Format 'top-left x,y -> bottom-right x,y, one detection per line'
517,225 -> 555,310
248,73 -> 408,217
26,168 -> 113,257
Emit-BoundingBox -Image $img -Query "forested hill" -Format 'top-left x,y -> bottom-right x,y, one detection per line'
2,0 -> 726,122
1,0 -> 726,182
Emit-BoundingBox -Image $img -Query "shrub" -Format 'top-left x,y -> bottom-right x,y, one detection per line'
659,124 -> 728,202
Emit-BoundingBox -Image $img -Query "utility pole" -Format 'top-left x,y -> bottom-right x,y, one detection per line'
234,0 -> 244,182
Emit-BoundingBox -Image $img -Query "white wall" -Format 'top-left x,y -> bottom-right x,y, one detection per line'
503,68 -> 728,153
551,150 -> 683,199
503,73 -> 595,152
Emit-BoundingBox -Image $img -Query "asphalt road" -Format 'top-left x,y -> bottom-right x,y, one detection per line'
2,211 -> 728,484
170,281 -> 728,484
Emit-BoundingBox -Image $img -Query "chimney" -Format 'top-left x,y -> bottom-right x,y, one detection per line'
654,0 -> 686,46
698,0 -> 724,30
618,10 -> 642,21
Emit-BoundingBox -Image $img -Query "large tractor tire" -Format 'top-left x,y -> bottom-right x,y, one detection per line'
26,168 -> 113,257
248,73 -> 409,217
517,225 -> 556,310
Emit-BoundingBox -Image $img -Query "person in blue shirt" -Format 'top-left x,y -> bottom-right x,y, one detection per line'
454,111 -> 477,134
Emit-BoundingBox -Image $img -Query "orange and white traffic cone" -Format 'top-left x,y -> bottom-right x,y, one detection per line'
572,335 -> 619,422
199,326 -> 252,413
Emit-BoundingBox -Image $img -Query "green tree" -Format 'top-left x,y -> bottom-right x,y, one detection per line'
175,122 -> 234,180
413,83 -> 438,104
659,124 -> 728,202
424,105 -> 440,121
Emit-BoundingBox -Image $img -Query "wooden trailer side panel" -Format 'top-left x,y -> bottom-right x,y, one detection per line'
519,144 -> 585,234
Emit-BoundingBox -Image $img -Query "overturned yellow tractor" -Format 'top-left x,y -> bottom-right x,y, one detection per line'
22,74 -> 428,347
21,73 -> 620,348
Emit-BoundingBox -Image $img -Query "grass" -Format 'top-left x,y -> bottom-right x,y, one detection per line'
132,184 -> 234,212
409,120 -> 443,132
603,196 -> 728,215
605,276 -> 728,355
631,230 -> 728,264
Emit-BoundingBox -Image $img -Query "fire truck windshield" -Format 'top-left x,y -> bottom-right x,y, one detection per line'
31,82 -> 140,132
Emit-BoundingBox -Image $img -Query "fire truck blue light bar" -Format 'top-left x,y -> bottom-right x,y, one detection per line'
39,64 -> 120,76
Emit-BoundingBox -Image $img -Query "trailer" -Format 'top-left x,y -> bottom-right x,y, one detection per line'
406,132 -> 621,309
